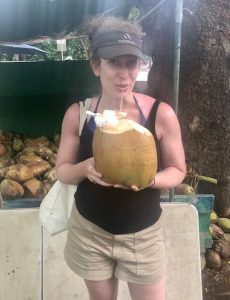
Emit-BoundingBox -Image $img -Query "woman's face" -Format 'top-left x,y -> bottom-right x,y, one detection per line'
91,55 -> 140,100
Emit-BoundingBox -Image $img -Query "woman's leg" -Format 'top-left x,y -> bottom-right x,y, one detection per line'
128,278 -> 166,300
84,277 -> 118,300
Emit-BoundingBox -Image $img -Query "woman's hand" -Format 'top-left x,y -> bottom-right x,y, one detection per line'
113,177 -> 156,191
84,158 -> 113,187
86,158 -> 156,191
114,183 -> 153,191
113,184 -> 142,191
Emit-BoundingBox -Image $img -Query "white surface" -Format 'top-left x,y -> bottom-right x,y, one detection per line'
0,203 -> 202,300
0,209 -> 41,300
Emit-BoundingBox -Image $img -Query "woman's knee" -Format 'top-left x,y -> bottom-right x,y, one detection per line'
85,277 -> 118,300
128,278 -> 166,300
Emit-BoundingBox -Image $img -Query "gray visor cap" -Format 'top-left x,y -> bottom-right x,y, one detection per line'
95,31 -> 145,62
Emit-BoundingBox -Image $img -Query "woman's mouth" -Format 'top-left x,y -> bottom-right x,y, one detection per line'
116,84 -> 129,92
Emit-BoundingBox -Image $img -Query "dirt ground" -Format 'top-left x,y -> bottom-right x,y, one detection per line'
202,263 -> 230,300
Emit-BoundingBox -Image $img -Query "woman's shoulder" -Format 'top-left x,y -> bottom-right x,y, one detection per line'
133,92 -> 156,117
133,92 -> 154,102
65,98 -> 92,115
62,103 -> 81,126
134,92 -> 177,122
66,102 -> 79,114
134,93 -> 171,109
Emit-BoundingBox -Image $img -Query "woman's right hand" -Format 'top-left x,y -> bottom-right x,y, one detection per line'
84,157 -> 113,187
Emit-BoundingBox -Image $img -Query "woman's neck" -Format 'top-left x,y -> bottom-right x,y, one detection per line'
98,93 -> 134,112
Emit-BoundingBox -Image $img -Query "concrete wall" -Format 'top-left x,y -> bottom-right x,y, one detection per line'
0,203 -> 202,300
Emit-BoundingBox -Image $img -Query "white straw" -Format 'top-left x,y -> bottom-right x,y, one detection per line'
119,96 -> 123,111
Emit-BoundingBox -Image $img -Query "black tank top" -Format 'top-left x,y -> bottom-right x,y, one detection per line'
75,97 -> 162,234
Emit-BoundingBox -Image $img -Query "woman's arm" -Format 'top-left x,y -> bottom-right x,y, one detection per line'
153,102 -> 186,189
55,103 -> 87,185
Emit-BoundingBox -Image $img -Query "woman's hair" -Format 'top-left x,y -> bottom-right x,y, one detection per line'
85,15 -> 143,63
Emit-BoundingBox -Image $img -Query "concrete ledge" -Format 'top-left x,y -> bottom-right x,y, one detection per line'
1,203 -> 202,300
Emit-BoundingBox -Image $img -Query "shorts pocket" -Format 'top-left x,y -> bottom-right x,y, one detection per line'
135,226 -> 165,276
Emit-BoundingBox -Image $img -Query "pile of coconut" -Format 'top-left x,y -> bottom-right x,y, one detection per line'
0,130 -> 60,201
205,211 -> 230,269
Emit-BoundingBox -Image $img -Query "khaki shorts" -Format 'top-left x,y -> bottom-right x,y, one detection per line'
64,204 -> 166,284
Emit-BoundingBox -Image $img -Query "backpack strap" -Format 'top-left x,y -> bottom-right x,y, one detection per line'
79,98 -> 91,135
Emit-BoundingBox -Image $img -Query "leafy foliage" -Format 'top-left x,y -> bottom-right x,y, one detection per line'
31,38 -> 88,61
0,38 -> 89,61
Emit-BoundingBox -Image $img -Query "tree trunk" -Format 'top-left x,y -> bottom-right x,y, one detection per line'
138,0 -> 230,216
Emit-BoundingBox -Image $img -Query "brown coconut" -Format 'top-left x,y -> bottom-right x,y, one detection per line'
43,180 -> 53,194
0,157 -> 14,169
18,154 -> 44,164
205,249 -> 221,269
23,178 -> 45,198
24,136 -> 50,148
0,144 -> 6,157
209,223 -> 225,240
35,146 -> 53,159
0,179 -> 24,199
0,164 -> 34,182
46,153 -> 57,166
93,119 -> 157,188
213,240 -> 230,260
25,161 -> 51,177
43,168 -> 57,183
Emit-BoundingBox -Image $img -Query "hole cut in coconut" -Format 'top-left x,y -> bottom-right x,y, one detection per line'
100,119 -> 152,136
88,109 -> 152,136
86,109 -> 128,128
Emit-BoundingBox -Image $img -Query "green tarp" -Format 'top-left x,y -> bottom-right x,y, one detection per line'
0,61 -> 99,136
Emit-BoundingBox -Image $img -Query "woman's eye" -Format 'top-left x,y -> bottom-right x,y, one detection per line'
127,59 -> 138,68
109,59 -> 119,66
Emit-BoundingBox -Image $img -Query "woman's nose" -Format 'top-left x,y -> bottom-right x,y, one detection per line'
118,66 -> 129,78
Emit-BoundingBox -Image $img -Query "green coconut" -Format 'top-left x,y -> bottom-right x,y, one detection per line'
93,118 -> 157,188
12,136 -> 24,152
175,183 -> 195,195
217,217 -> 230,233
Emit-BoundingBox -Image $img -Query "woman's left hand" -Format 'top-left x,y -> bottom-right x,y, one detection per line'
113,177 -> 156,191
113,184 -> 145,192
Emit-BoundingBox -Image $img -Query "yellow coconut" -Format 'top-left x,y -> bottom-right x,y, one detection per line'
92,118 -> 157,188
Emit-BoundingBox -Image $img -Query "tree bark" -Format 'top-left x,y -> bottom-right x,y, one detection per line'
138,0 -> 230,216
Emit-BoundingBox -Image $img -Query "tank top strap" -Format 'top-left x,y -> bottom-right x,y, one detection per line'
133,95 -> 146,126
145,99 -> 161,171
94,95 -> 102,113
145,99 -> 160,138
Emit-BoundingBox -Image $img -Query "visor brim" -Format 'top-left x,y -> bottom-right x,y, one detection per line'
97,45 -> 146,63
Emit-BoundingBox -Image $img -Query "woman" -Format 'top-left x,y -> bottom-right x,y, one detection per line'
56,16 -> 186,300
